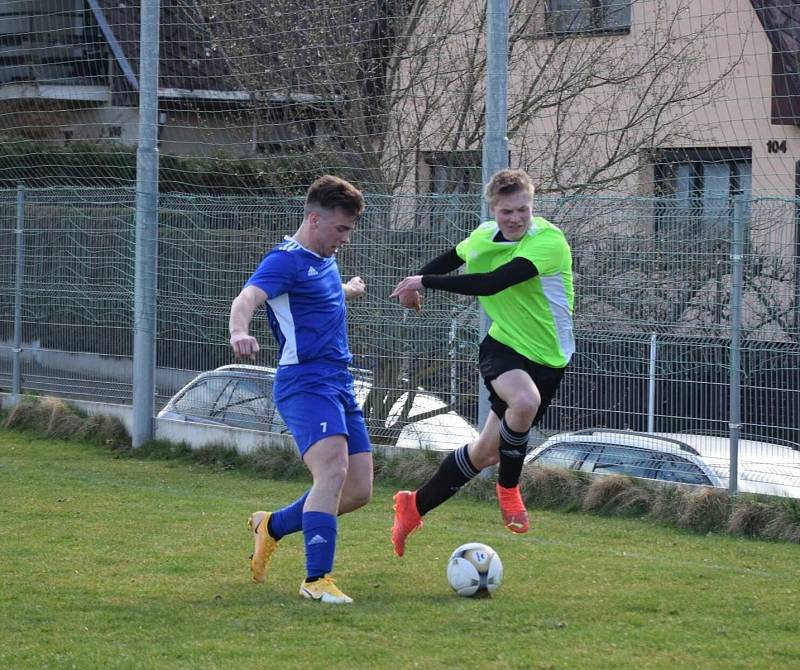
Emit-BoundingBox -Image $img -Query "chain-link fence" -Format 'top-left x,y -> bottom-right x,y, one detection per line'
1,186 -> 798,463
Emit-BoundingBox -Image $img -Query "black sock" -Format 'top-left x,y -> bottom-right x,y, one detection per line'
497,418 -> 530,488
305,575 -> 323,583
415,445 -> 480,516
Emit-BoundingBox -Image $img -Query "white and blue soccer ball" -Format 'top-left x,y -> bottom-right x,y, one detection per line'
446,542 -> 503,597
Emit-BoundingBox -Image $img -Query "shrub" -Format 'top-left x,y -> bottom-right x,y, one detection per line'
678,488 -> 730,534
379,448 -> 441,489
0,135 -> 365,194
520,466 -> 586,511
3,397 -> 44,431
582,475 -> 635,514
250,444 -> 309,480
463,474 -> 496,503
728,499 -> 776,538
648,484 -> 690,527
761,499 -> 800,543
611,485 -> 654,518
78,414 -> 130,448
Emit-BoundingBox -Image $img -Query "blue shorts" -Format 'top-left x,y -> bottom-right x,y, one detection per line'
273,363 -> 372,457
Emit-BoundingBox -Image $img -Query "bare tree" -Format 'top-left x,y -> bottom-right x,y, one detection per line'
389,0 -> 744,195
173,0 -> 744,194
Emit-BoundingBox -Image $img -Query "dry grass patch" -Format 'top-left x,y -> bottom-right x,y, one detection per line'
377,447 -> 441,489
582,474 -> 636,514
612,484 -> 654,517
3,397 -> 44,431
3,396 -> 129,447
249,443 -> 310,480
678,487 -> 730,534
648,484 -> 690,526
463,473 -> 496,502
520,466 -> 585,510
762,503 -> 800,543
728,499 -> 776,538
79,413 -> 129,446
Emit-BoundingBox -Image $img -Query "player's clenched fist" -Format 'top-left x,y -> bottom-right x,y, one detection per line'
230,332 -> 259,360
397,289 -> 422,313
344,275 -> 366,299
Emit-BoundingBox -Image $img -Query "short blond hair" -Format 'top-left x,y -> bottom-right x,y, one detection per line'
483,169 -> 534,205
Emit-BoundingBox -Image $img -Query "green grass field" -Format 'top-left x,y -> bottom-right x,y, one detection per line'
1,430 -> 799,670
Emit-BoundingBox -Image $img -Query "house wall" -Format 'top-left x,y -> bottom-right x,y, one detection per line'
517,0 -> 800,199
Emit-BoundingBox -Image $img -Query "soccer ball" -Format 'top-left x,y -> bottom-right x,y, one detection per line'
446,542 -> 503,597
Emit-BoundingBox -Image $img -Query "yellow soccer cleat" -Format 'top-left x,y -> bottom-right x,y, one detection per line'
247,511 -> 278,583
299,576 -> 353,604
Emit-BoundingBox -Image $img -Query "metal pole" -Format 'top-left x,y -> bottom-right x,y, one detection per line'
728,194 -> 746,493
11,184 -> 24,402
132,0 -> 160,447
647,333 -> 657,433
480,0 -> 509,431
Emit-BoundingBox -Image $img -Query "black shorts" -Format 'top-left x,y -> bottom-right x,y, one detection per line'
478,335 -> 566,426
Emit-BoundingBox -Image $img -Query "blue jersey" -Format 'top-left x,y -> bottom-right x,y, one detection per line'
245,236 -> 352,367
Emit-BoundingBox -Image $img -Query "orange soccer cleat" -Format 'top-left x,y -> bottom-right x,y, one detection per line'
496,483 -> 529,534
391,490 -> 423,557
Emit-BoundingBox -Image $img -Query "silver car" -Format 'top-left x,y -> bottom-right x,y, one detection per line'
157,364 -> 478,451
525,429 -> 800,498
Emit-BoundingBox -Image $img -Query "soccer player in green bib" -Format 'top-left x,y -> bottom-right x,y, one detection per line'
389,169 -> 574,556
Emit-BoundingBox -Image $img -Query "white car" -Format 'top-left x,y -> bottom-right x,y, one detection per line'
157,364 -> 477,451
525,429 -> 800,498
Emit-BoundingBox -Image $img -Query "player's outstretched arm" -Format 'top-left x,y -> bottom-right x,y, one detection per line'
390,246 -> 462,313
229,285 -> 267,360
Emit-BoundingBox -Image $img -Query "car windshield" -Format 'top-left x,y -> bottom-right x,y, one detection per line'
173,376 -> 278,430
656,453 -> 711,485
213,379 -> 273,429
173,377 -> 233,418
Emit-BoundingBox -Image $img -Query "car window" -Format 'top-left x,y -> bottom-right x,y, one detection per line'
173,377 -> 234,418
591,445 -> 656,479
534,443 -> 596,469
656,453 -> 712,485
216,379 -> 273,430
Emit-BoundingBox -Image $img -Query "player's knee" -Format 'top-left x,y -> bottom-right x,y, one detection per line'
321,461 -> 349,491
339,480 -> 371,514
508,394 -> 539,424
351,485 -> 372,510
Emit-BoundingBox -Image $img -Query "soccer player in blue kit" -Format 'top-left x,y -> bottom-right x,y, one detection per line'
229,175 -> 371,604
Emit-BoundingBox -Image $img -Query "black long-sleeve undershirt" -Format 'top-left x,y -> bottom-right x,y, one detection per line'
419,247 -> 465,275
419,247 -> 539,296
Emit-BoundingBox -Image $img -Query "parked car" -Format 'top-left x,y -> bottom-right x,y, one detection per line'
525,429 -> 800,498
157,364 -> 477,451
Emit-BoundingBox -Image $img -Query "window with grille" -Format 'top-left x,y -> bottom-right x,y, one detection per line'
546,0 -> 632,35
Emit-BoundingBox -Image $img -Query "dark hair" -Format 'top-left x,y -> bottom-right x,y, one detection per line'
304,175 -> 365,218
484,169 -> 534,204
